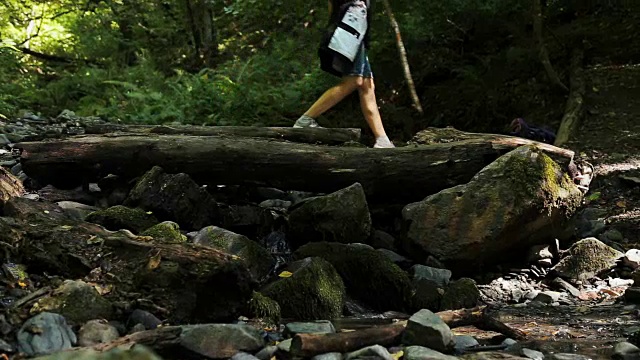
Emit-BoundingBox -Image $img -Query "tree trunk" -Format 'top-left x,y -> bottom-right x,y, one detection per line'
83,124 -> 361,145
16,131 -> 574,203
554,48 -> 585,147
533,0 -> 568,92
381,0 -> 423,116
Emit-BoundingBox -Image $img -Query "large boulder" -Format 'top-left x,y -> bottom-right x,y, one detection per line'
293,242 -> 414,312
193,226 -> 273,280
288,183 -> 372,249
124,166 -> 220,231
402,146 -> 583,272
85,205 -> 158,233
261,257 -> 345,320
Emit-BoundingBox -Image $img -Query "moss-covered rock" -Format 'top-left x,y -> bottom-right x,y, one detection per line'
261,257 -> 345,320
248,291 -> 281,325
123,166 -> 220,231
288,183 -> 372,249
293,242 -> 414,312
141,221 -> 186,244
32,280 -> 114,324
85,205 -> 158,233
552,237 -> 623,281
402,145 -> 584,272
439,278 -> 480,311
193,226 -> 273,280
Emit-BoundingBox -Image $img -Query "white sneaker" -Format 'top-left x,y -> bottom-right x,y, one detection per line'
293,115 -> 322,128
373,136 -> 395,148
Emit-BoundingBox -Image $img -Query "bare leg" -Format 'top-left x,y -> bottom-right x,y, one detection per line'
358,77 -> 389,140
303,76 -> 362,118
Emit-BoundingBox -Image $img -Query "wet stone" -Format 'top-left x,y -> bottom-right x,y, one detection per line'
17,312 -> 76,356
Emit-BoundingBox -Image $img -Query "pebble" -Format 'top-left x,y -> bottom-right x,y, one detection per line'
345,345 -> 393,360
77,319 -> 119,346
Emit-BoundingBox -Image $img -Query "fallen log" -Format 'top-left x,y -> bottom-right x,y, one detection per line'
554,48 -> 586,147
17,131 -> 574,203
0,166 -> 24,208
290,322 -> 407,357
84,124 -> 361,145
290,306 -> 525,357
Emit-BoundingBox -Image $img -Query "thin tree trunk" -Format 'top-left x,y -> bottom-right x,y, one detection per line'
381,0 -> 423,115
533,0 -> 568,92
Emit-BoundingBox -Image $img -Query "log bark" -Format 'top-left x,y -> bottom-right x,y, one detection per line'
554,48 -> 585,147
290,306 -> 526,357
16,131 -> 574,203
290,322 -> 406,357
0,166 -> 24,208
83,124 -> 361,145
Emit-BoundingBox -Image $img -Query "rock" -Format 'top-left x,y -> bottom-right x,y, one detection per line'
625,288 -> 640,304
77,319 -> 120,346
527,244 -> 554,266
248,292 -> 281,325
32,345 -> 163,360
259,199 -> 292,210
370,230 -> 397,251
404,345 -> 458,360
129,323 -> 146,334
574,207 -> 608,238
17,312 -> 76,356
0,133 -> 10,146
600,229 -> 625,243
533,291 -> 562,304
345,345 -> 393,360
549,354 -> 591,360
613,342 -> 640,360
312,353 -> 343,360
141,221 -> 187,244
220,204 -> 275,239
460,352 -> 530,359
440,278 -> 480,311
255,346 -> 279,360
624,249 -> 640,270
294,242 -> 414,312
411,265 -> 452,287
284,320 -> 335,337
179,323 -> 265,359
454,335 -> 480,353
126,309 -> 162,330
551,238 -> 623,281
520,348 -> 544,360
193,226 -> 273,280
413,278 -> 444,312
402,146 -> 582,271
402,309 -> 455,353
0,166 -> 24,209
479,277 -> 537,304
85,205 -> 158,233
124,166 -> 220,230
55,201 -> 98,221
33,280 -> 114,324
231,352 -> 261,360
378,248 -> 413,269
288,183 -> 372,249
261,257 -> 345,320
277,338 -> 292,352
37,184 -> 95,204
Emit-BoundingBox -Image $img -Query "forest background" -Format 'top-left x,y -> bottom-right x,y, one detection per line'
1,0 -> 639,142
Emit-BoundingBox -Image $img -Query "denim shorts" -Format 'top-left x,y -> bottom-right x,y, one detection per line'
346,43 -> 373,78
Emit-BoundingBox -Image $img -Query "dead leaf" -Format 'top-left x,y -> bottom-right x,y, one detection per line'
392,350 -> 404,360
147,252 -> 162,270
616,200 -> 627,208
278,271 -> 293,278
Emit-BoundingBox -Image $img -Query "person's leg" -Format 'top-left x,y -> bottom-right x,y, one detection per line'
355,52 -> 394,148
294,76 -> 362,128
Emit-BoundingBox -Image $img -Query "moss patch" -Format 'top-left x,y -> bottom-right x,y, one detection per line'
85,205 -> 158,234
293,242 -> 414,313
261,257 -> 344,320
552,237 -> 623,281
141,221 -> 186,244
248,291 -> 281,325
439,278 -> 480,311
